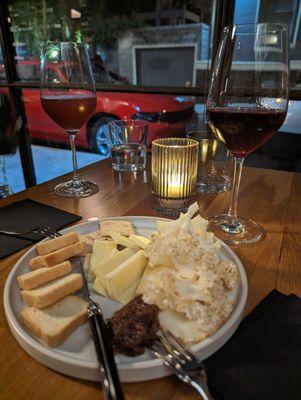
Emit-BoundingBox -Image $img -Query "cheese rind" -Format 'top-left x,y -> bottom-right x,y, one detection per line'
105,250 -> 147,299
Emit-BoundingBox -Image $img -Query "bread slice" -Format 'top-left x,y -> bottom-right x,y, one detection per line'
36,232 -> 80,256
21,295 -> 88,347
21,273 -> 83,308
17,261 -> 72,290
29,241 -> 84,270
100,220 -> 134,237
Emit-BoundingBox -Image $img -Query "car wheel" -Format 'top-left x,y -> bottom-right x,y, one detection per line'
88,116 -> 116,155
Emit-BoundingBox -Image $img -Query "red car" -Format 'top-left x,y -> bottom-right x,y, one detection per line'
0,60 -> 197,154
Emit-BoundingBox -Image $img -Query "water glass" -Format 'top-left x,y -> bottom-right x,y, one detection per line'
107,120 -> 148,172
187,130 -> 231,193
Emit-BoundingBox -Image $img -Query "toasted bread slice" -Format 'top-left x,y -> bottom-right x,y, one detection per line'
21,273 -> 83,308
36,232 -> 80,256
21,295 -> 88,347
17,261 -> 72,290
29,241 -> 84,270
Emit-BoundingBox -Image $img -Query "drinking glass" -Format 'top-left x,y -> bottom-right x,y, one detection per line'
40,42 -> 98,198
187,129 -> 231,193
107,119 -> 148,172
207,24 -> 289,244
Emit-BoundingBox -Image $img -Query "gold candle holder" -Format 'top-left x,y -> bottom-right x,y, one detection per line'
152,138 -> 199,215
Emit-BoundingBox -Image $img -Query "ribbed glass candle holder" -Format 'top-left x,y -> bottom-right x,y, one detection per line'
152,138 -> 199,215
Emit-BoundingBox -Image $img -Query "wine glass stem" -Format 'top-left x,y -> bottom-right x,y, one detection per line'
68,131 -> 80,188
228,157 -> 244,219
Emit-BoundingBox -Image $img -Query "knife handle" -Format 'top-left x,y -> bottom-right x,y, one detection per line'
88,302 -> 124,400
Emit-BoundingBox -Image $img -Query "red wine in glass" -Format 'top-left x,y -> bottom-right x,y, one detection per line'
40,42 -> 98,198
41,91 -> 96,131
206,23 -> 289,245
207,108 -> 287,157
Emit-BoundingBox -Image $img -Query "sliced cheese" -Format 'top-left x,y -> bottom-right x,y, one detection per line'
105,250 -> 147,299
117,280 -> 140,305
109,231 -> 138,250
129,234 -> 151,249
90,240 -> 117,269
92,247 -> 135,279
92,277 -> 107,296
100,220 -> 134,237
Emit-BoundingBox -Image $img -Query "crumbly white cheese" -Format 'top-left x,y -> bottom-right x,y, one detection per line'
140,203 -> 238,343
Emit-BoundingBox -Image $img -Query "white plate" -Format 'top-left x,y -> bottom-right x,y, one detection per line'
3,216 -> 248,383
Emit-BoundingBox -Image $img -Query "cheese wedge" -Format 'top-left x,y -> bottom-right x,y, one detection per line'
117,280 -> 140,305
90,240 -> 117,269
100,220 -> 134,237
109,231 -> 138,250
129,234 -> 151,249
105,250 -> 147,299
92,277 -> 107,297
92,247 -> 135,279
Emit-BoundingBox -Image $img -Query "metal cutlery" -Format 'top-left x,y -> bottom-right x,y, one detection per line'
151,329 -> 213,400
0,226 -> 57,239
44,227 -> 124,400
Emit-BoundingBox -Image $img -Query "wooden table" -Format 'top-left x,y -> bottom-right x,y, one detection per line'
1,159 -> 300,400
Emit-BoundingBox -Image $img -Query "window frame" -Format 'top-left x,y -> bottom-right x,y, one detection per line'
0,0 -> 235,189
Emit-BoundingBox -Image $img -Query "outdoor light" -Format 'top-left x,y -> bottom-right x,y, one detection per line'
70,8 -> 81,19
151,138 -> 199,215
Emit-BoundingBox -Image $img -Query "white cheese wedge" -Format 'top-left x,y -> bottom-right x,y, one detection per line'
108,231 -> 138,250
90,240 -> 117,269
129,234 -> 151,249
105,250 -> 147,299
117,280 -> 140,305
159,309 -> 206,343
92,247 -> 135,279
92,277 -> 107,296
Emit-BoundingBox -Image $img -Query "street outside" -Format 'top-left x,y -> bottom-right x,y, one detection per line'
1,145 -> 106,195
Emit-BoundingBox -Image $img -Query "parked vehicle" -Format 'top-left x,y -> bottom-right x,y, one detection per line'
0,60 -> 197,155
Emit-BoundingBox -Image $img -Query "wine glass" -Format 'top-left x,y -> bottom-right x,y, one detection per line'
40,42 -> 98,198
206,24 -> 289,244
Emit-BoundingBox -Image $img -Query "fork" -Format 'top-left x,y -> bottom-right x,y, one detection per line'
44,227 -> 124,400
151,330 -> 213,400
0,226 -> 56,238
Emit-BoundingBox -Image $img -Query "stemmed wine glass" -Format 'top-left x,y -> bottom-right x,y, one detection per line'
207,24 -> 289,244
40,42 -> 98,198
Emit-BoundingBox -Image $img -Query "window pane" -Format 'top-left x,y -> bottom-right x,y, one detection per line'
8,0 -> 214,89
0,56 -> 26,196
1,1 -> 214,196
234,0 -> 301,172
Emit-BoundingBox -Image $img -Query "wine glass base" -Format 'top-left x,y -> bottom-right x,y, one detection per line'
208,214 -> 264,245
54,180 -> 99,198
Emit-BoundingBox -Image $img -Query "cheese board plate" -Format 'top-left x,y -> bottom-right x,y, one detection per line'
3,216 -> 248,382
